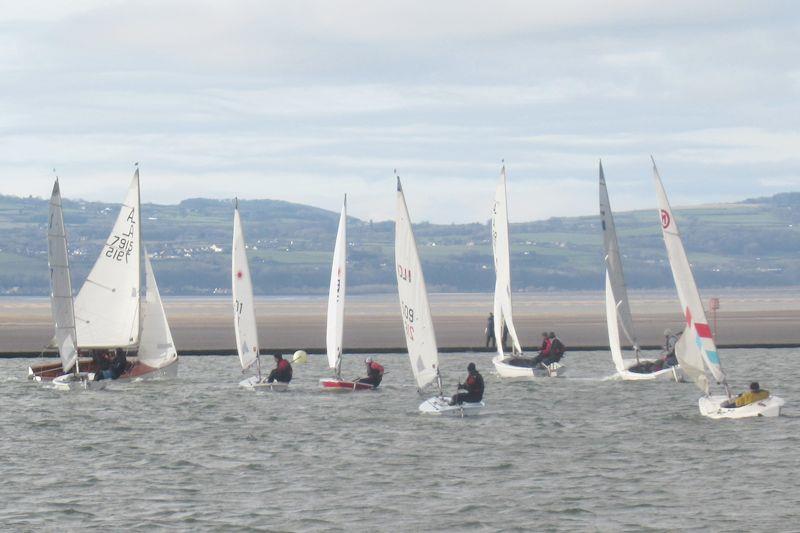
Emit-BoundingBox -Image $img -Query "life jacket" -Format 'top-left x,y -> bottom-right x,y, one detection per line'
368,361 -> 384,378
277,359 -> 292,380
465,371 -> 484,400
540,338 -> 552,355
550,338 -> 565,357
734,389 -> 769,407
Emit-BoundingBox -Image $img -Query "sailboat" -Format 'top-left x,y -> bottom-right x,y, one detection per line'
490,165 -> 565,378
232,199 -> 288,391
395,176 -> 483,416
319,196 -> 373,391
652,158 -> 784,418
43,179 -> 105,390
600,161 -> 683,381
30,168 -> 179,383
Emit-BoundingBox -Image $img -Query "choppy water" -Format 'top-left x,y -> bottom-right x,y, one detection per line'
1,349 -> 798,531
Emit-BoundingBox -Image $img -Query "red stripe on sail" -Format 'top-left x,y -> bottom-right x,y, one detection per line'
695,322 -> 713,339
685,307 -> 693,327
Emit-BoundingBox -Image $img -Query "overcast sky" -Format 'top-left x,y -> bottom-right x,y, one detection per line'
1,1 -> 798,223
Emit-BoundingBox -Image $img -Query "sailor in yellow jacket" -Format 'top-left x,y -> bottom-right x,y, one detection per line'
723,382 -> 770,408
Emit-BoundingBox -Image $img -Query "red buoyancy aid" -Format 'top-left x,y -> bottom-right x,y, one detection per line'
368,361 -> 384,375
540,338 -> 552,355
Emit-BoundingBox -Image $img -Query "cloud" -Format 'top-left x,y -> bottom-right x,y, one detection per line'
0,1 -> 799,223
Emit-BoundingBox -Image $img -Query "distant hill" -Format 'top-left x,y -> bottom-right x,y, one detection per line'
1,190 -> 798,295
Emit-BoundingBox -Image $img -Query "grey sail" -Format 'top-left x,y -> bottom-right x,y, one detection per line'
599,161 -> 639,352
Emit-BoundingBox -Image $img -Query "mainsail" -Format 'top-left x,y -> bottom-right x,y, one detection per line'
491,165 -> 523,357
652,158 -> 725,393
395,177 -> 440,390
137,249 -> 177,367
326,195 -> 347,375
232,200 -> 259,371
47,179 -> 79,373
74,170 -> 141,348
599,161 -> 639,353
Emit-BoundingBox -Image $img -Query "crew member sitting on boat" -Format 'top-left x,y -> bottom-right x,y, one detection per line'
544,331 -> 566,365
528,332 -> 551,366
358,356 -> 384,388
449,362 -> 484,405
92,349 -> 113,381
722,382 -> 770,409
94,349 -> 127,380
661,328 -> 679,366
266,353 -> 293,383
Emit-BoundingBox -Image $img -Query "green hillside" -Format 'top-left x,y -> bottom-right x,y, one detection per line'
1,191 -> 798,295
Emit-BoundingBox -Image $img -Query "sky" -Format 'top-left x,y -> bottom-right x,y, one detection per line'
0,0 -> 798,223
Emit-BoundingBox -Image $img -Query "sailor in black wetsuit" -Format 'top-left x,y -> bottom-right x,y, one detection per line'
267,353 -> 293,383
450,363 -> 484,405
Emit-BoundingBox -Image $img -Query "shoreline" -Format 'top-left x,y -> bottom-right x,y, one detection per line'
3,290 -> 798,355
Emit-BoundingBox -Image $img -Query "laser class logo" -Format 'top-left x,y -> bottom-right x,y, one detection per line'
660,209 -> 671,229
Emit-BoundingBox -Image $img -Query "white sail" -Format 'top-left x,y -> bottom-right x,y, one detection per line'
395,177 -> 440,390
326,195 -> 347,372
491,166 -> 523,357
137,249 -> 177,367
675,325 -> 709,394
232,201 -> 259,371
74,170 -> 141,348
599,161 -> 639,350
605,271 -> 625,373
47,179 -> 79,373
652,158 -> 726,391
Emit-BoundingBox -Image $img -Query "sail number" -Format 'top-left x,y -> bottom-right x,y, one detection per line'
397,264 -> 412,283
401,301 -> 415,340
105,208 -> 136,263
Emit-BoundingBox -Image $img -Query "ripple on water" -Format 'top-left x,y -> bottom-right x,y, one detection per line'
1,350 -> 798,530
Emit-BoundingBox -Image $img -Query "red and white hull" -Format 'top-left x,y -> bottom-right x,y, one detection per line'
29,355 -> 179,383
319,378 -> 375,391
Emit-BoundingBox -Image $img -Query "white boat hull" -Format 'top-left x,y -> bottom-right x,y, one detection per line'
49,372 -> 106,391
605,359 -> 685,382
699,394 -> 785,419
239,375 -> 290,392
492,355 -> 566,379
418,396 -> 484,416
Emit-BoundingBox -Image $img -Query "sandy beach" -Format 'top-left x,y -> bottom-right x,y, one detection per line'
2,288 -> 799,354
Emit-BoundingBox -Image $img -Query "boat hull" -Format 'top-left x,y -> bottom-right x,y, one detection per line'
239,375 -> 290,392
319,378 -> 375,391
492,355 -> 566,379
605,359 -> 685,382
699,395 -> 785,419
49,372 -> 106,391
418,396 -> 484,416
29,356 -> 179,383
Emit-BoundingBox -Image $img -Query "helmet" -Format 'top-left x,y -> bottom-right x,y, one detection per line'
664,328 -> 673,337
365,356 -> 373,364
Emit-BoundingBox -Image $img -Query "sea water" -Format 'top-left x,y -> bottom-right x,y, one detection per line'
1,348 -> 797,531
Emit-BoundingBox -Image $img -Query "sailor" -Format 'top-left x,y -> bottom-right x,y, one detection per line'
266,353 -> 293,383
722,382 -> 770,409
544,332 -> 566,365
530,332 -> 551,366
93,350 -> 114,381
502,323 -> 509,350
358,356 -> 384,388
109,348 -> 128,379
449,362 -> 484,405
485,313 -> 496,348
661,329 -> 679,367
